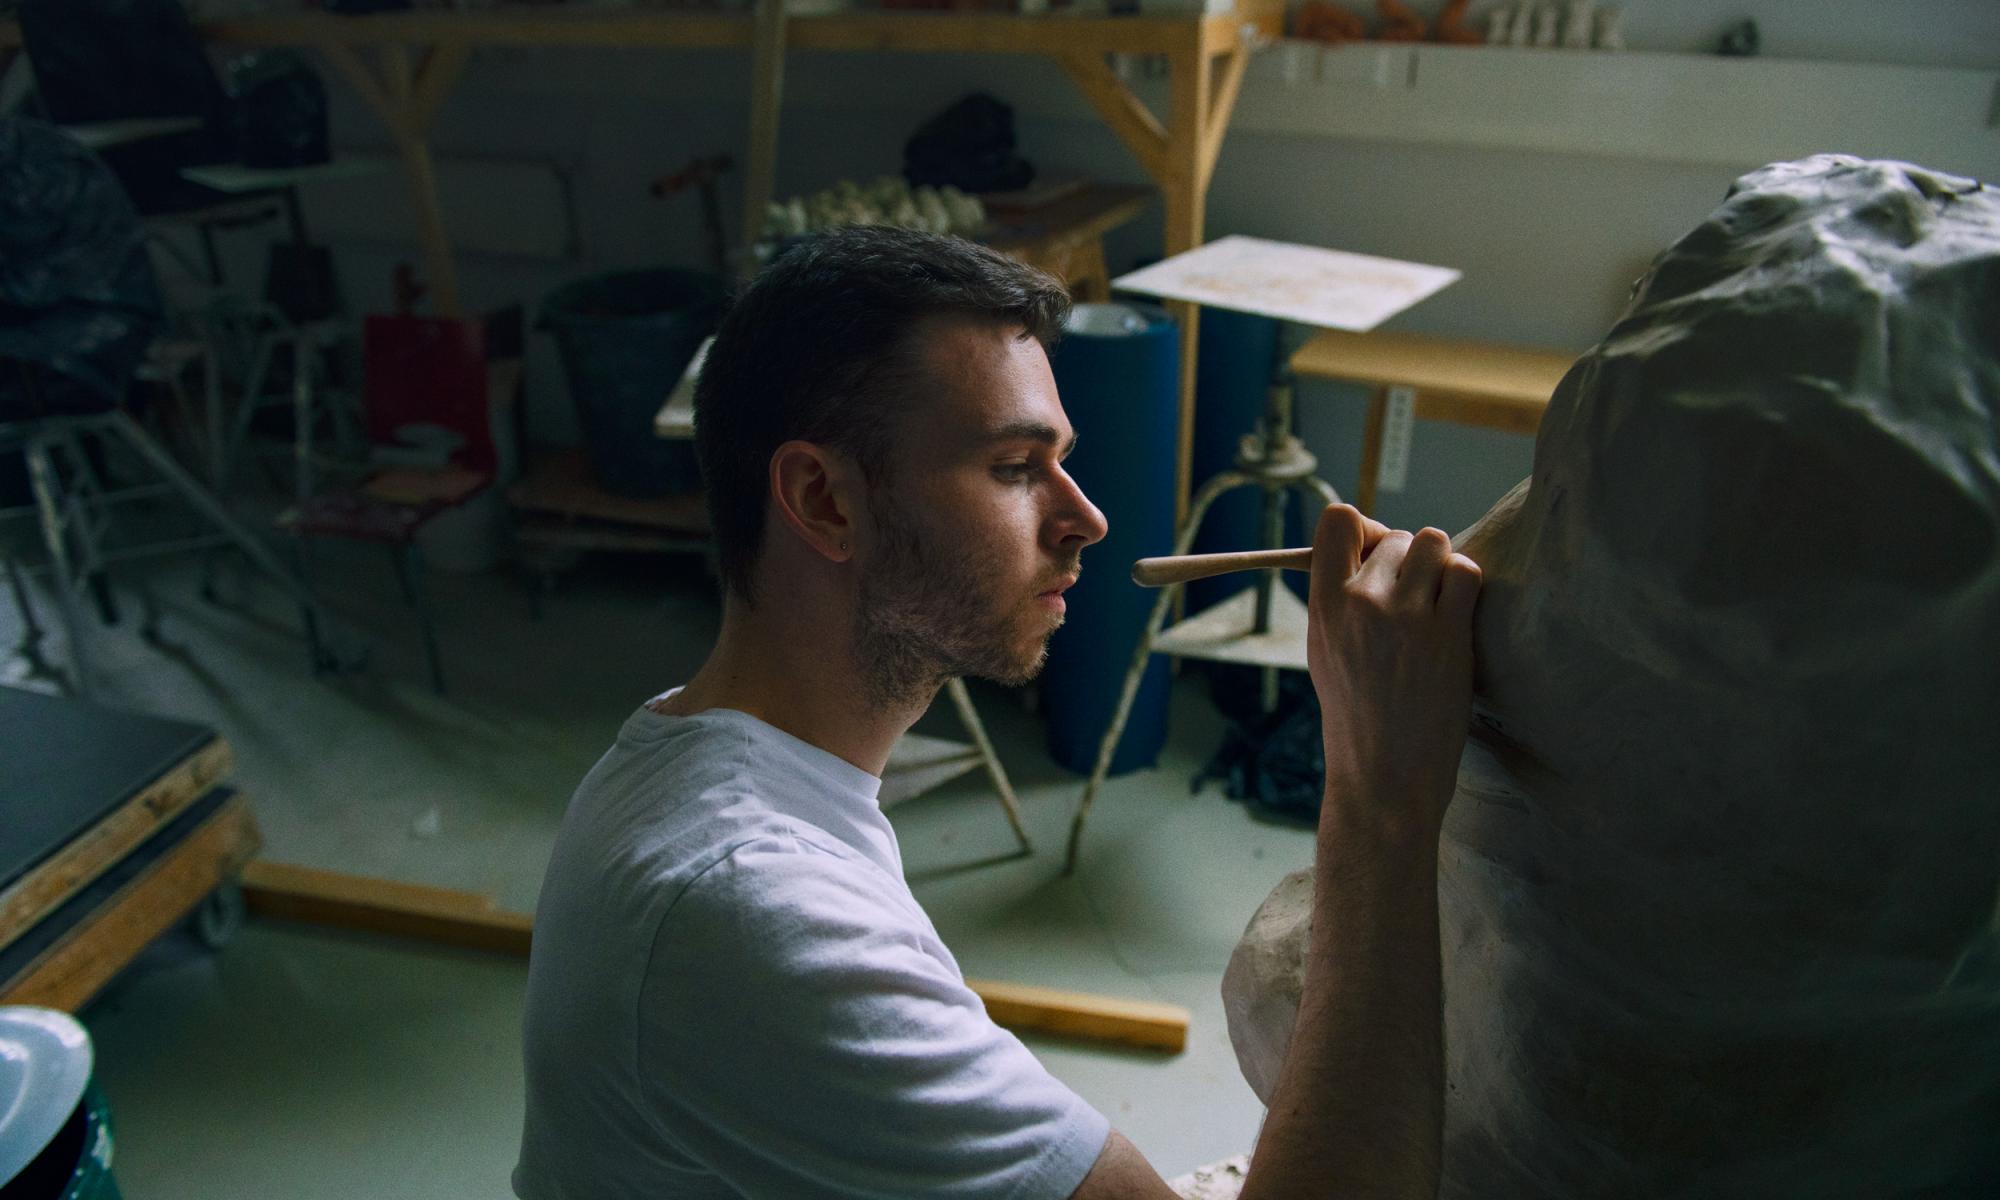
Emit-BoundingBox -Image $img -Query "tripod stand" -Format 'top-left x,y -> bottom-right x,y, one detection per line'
1063,365 -> 1340,873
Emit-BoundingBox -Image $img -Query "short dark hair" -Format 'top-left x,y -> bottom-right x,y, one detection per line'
693,226 -> 1071,606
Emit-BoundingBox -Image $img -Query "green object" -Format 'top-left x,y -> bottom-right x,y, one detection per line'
4,1085 -> 121,1199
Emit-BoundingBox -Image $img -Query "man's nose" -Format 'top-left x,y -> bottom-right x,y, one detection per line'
1052,465 -> 1109,549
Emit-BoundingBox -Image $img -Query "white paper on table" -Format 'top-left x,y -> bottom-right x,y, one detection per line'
1111,235 -> 1460,332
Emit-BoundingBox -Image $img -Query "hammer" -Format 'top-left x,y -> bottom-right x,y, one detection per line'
1130,548 -> 1314,588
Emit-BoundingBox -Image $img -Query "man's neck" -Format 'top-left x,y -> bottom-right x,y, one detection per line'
655,599 -> 928,778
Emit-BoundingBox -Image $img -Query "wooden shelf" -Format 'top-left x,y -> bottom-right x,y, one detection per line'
182,8 -> 1276,56
0,0 -> 1286,518
1290,327 -> 1573,435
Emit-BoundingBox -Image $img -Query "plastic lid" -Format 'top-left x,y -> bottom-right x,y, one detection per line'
0,1006 -> 93,1187
1064,303 -> 1155,338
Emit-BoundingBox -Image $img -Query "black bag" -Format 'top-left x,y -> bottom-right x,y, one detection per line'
0,117 -> 163,420
228,51 -> 330,169
903,93 -> 1034,195
19,0 -> 236,215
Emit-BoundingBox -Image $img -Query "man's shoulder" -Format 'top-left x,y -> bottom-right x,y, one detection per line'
665,826 -> 916,935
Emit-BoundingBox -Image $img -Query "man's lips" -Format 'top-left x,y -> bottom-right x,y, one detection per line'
1038,575 -> 1079,597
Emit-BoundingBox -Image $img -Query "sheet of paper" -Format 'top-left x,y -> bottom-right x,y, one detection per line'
1111,235 -> 1460,331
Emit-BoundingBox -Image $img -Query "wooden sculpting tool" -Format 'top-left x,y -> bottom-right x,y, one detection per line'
1130,547 -> 1314,587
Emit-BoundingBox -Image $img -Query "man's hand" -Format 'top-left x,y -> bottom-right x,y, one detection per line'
1305,504 -> 1481,841
1234,505 -> 1481,1200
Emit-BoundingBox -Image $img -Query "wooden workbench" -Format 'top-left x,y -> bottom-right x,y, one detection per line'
1,2 -> 1281,519
1290,326 -> 1576,514
0,688 -> 261,1011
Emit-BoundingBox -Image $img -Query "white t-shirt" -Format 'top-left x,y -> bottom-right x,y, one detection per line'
515,695 -> 1111,1200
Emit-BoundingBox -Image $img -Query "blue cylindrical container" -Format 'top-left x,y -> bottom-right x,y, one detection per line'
1042,303 -> 1179,776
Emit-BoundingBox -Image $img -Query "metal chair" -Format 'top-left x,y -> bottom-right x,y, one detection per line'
280,309 -> 523,695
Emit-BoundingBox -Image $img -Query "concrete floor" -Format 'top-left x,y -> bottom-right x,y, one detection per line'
5,536 -> 1313,1197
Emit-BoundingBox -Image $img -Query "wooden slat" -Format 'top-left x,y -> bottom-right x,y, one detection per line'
235,863 -> 1186,1052
0,738 -> 233,954
1,795 -> 261,1011
1290,327 -> 1575,411
241,860 -> 535,957
966,978 -> 1190,1053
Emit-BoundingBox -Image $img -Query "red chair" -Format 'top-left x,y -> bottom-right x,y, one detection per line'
283,307 -> 521,694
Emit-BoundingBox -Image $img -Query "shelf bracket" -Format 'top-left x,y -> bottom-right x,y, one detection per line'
1199,40 -> 1252,195
1056,51 -> 1170,187
320,40 -> 469,315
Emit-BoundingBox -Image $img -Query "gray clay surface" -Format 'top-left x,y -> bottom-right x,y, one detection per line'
1225,156 -> 2000,1197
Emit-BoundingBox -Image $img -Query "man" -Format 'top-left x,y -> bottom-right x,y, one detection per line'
516,227 -> 1482,1199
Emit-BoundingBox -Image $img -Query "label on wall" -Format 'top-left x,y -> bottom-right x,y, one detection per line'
1377,386 -> 1417,493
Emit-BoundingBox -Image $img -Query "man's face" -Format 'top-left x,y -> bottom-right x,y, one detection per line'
852,319 -> 1108,711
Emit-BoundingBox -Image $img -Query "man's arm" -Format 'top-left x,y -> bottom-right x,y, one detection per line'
1070,506 -> 1479,1200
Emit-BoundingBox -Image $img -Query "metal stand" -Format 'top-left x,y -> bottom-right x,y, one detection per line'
1063,368 -> 1340,874
3,409 -> 358,694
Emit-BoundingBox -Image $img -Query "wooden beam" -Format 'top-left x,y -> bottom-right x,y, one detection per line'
1,795 -> 261,1011
319,42 -> 396,130
965,978 -> 1189,1053
241,860 -> 533,956
740,0 -> 790,278
316,42 -> 463,314
1057,52 -> 1169,187
237,863 -> 1187,1052
411,42 -> 470,133
0,739 -> 233,953
1199,42 -> 1251,196
1162,44 -> 1214,526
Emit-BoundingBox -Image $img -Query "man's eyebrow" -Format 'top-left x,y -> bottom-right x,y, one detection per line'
980,422 -> 1080,458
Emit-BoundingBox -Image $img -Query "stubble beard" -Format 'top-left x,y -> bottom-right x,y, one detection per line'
853,491 -> 1074,714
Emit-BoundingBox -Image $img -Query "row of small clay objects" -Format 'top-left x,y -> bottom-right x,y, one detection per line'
761,177 -> 987,244
1487,1 -> 1625,50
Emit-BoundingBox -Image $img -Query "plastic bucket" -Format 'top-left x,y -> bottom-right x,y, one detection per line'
1041,303 -> 1179,776
539,269 -> 722,498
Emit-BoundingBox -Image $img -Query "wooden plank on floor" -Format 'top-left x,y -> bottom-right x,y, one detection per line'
0,738 -> 234,955
240,865 -> 1187,1052
1,792 -> 261,1011
241,860 -> 534,956
966,978 -> 1190,1053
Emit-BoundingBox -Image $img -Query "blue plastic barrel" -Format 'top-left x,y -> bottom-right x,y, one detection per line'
539,269 -> 722,497
1041,303 -> 1180,776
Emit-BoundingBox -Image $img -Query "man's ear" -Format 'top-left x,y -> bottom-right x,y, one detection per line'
769,440 -> 860,563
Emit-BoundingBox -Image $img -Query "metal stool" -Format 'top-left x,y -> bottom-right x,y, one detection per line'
1064,370 -> 1340,873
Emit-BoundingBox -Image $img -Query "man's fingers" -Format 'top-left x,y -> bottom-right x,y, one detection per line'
1312,504 -> 1369,584
1396,527 -> 1452,605
1438,552 -> 1483,616
1356,528 -> 1414,592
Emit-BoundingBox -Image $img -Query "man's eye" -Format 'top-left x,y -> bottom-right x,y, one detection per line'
994,462 -> 1035,482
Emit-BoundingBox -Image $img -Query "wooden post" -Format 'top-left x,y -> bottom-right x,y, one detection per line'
1164,42 -> 1214,528
1355,385 -> 1390,516
321,41 -> 467,316
740,0 -> 790,280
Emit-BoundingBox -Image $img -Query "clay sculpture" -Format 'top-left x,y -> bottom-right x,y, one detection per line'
1224,156 -> 2000,1196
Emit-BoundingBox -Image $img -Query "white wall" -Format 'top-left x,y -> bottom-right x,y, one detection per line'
290,0 -> 1998,536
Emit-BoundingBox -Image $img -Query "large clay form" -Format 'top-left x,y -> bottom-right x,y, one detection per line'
1223,156 -> 2000,1196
